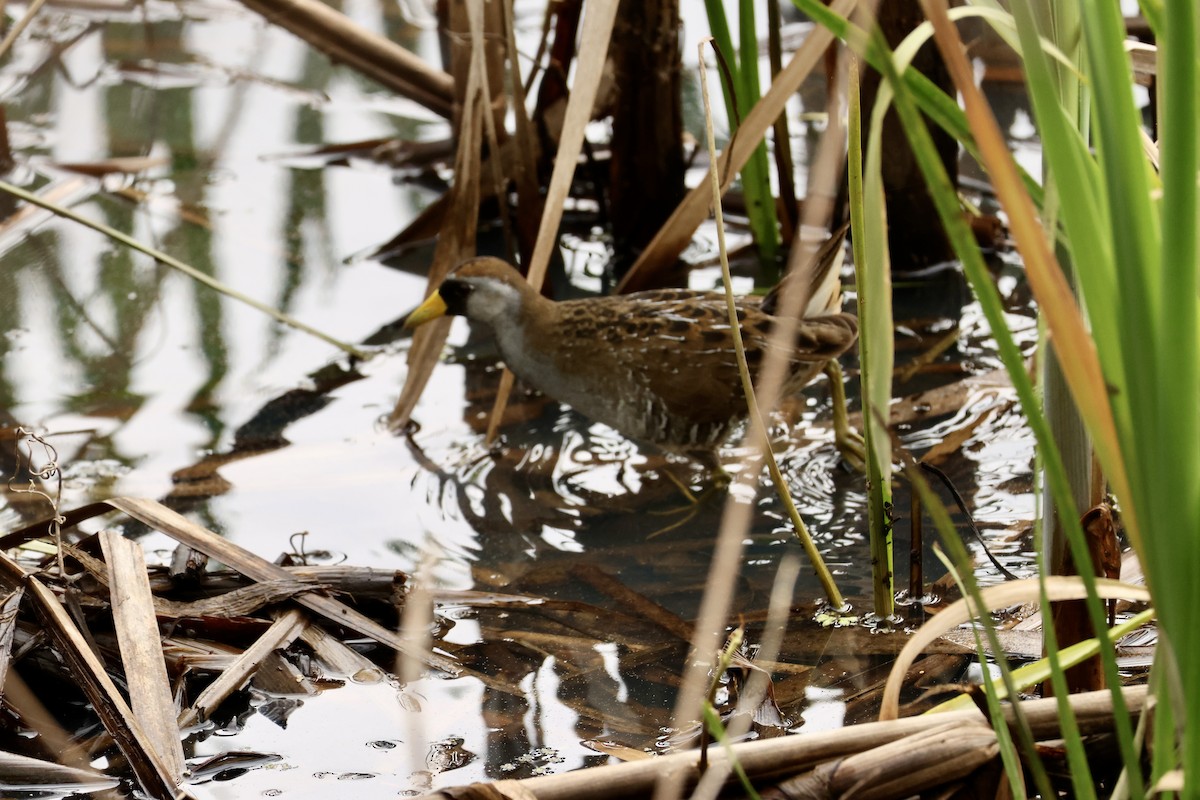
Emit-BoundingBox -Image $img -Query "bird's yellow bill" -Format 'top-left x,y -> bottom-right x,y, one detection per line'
404,292 -> 448,330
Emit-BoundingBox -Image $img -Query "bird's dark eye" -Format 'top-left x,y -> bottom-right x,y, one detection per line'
439,279 -> 473,316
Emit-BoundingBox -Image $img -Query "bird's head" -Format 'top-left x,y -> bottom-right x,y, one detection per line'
404,258 -> 532,330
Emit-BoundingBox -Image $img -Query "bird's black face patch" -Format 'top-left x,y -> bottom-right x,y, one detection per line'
439,278 -> 473,317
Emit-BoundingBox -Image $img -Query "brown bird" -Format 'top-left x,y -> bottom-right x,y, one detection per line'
404,229 -> 858,463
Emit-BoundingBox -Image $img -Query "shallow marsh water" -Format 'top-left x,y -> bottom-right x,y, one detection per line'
0,2 -> 1041,797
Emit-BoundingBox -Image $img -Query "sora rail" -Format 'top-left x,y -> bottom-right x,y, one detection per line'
404,229 -> 858,461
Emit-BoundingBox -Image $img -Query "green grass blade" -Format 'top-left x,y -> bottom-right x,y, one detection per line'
1150,665 -> 1179,790
705,0 -> 779,265
1077,0 -> 1160,512
1031,569 -> 1102,800
737,0 -> 760,107
860,6 -> 1145,790
702,704 -> 763,800
1150,0 -> 1200,785
927,608 -> 1155,715
850,55 -> 895,621
896,5 -> 1081,83
1071,0 -> 1200,788
790,0 -> 1045,207
737,0 -> 779,265
698,40 -> 846,609
740,146 -> 780,266
1009,0 -> 1129,438
1012,16 -> 1118,779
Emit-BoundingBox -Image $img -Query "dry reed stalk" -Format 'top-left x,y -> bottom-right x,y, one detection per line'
56,538 -> 321,620
160,637 -> 241,672
688,555 -> 802,800
441,0 -> 508,135
388,3 -> 487,431
235,0 -> 454,117
0,177 -> 88,245
28,497 -> 542,702
398,539 -> 440,776
151,578 -> 324,619
283,565 -> 406,597
0,0 -> 48,60
300,623 -> 386,681
251,648 -> 318,695
100,531 -> 187,782
483,0 -> 620,443
879,576 -> 1151,721
501,0 -> 542,262
655,19 -> 858,800
765,721 -> 998,799
177,608 -> 309,728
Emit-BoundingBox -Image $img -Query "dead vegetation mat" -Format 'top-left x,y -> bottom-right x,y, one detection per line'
0,496 -> 1146,799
